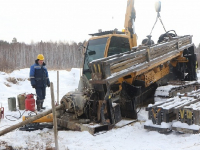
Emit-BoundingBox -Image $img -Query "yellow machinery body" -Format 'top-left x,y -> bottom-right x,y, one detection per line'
22,114 -> 53,123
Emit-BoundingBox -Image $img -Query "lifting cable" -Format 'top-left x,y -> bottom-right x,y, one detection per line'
149,12 -> 167,36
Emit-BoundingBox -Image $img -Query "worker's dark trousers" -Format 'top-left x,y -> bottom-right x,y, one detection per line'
35,87 -> 46,104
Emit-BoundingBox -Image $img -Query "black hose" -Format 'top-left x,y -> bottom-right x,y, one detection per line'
5,109 -> 37,121
5,109 -> 26,121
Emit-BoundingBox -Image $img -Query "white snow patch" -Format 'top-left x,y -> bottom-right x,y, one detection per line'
172,121 -> 200,130
144,120 -> 172,129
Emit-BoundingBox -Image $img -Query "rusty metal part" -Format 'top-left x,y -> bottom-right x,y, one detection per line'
78,74 -> 92,91
57,117 -> 113,135
57,112 -> 113,135
60,91 -> 88,117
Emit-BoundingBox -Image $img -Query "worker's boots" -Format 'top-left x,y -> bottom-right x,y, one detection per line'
37,103 -> 41,111
41,102 -> 46,110
36,100 -> 45,111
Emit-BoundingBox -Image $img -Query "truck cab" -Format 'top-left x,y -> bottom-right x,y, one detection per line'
83,32 -> 132,80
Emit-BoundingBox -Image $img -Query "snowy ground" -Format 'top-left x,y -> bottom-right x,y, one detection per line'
0,68 -> 200,150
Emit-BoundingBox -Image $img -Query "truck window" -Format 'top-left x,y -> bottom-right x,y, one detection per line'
83,37 -> 109,79
107,36 -> 130,56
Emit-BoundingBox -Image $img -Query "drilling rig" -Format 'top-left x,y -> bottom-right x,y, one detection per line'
0,0 -> 198,136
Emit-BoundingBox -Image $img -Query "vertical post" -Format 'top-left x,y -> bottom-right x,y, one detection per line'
50,82 -> 59,150
57,71 -> 59,105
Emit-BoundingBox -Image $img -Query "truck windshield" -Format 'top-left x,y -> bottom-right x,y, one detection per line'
83,37 -> 108,79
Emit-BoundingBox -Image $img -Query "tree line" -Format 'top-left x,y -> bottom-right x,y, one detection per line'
0,40 -> 85,72
0,39 -> 199,73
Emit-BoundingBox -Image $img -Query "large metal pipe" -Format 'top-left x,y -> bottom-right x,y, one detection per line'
57,71 -> 59,105
0,104 -> 64,136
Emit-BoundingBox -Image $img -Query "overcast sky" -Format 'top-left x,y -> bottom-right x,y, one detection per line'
0,0 -> 199,45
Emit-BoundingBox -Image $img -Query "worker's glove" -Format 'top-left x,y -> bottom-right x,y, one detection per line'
32,85 -> 35,88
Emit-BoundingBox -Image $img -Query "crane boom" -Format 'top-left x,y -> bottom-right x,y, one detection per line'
124,0 -> 137,47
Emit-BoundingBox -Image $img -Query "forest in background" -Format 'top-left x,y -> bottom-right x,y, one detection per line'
0,38 -> 200,73
0,39 -> 85,72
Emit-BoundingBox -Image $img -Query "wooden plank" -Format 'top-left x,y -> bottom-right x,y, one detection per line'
144,125 -> 172,133
114,119 -> 137,128
50,82 -> 59,150
172,126 -> 200,134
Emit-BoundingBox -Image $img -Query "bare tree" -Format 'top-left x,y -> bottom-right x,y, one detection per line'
0,40 -> 84,72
